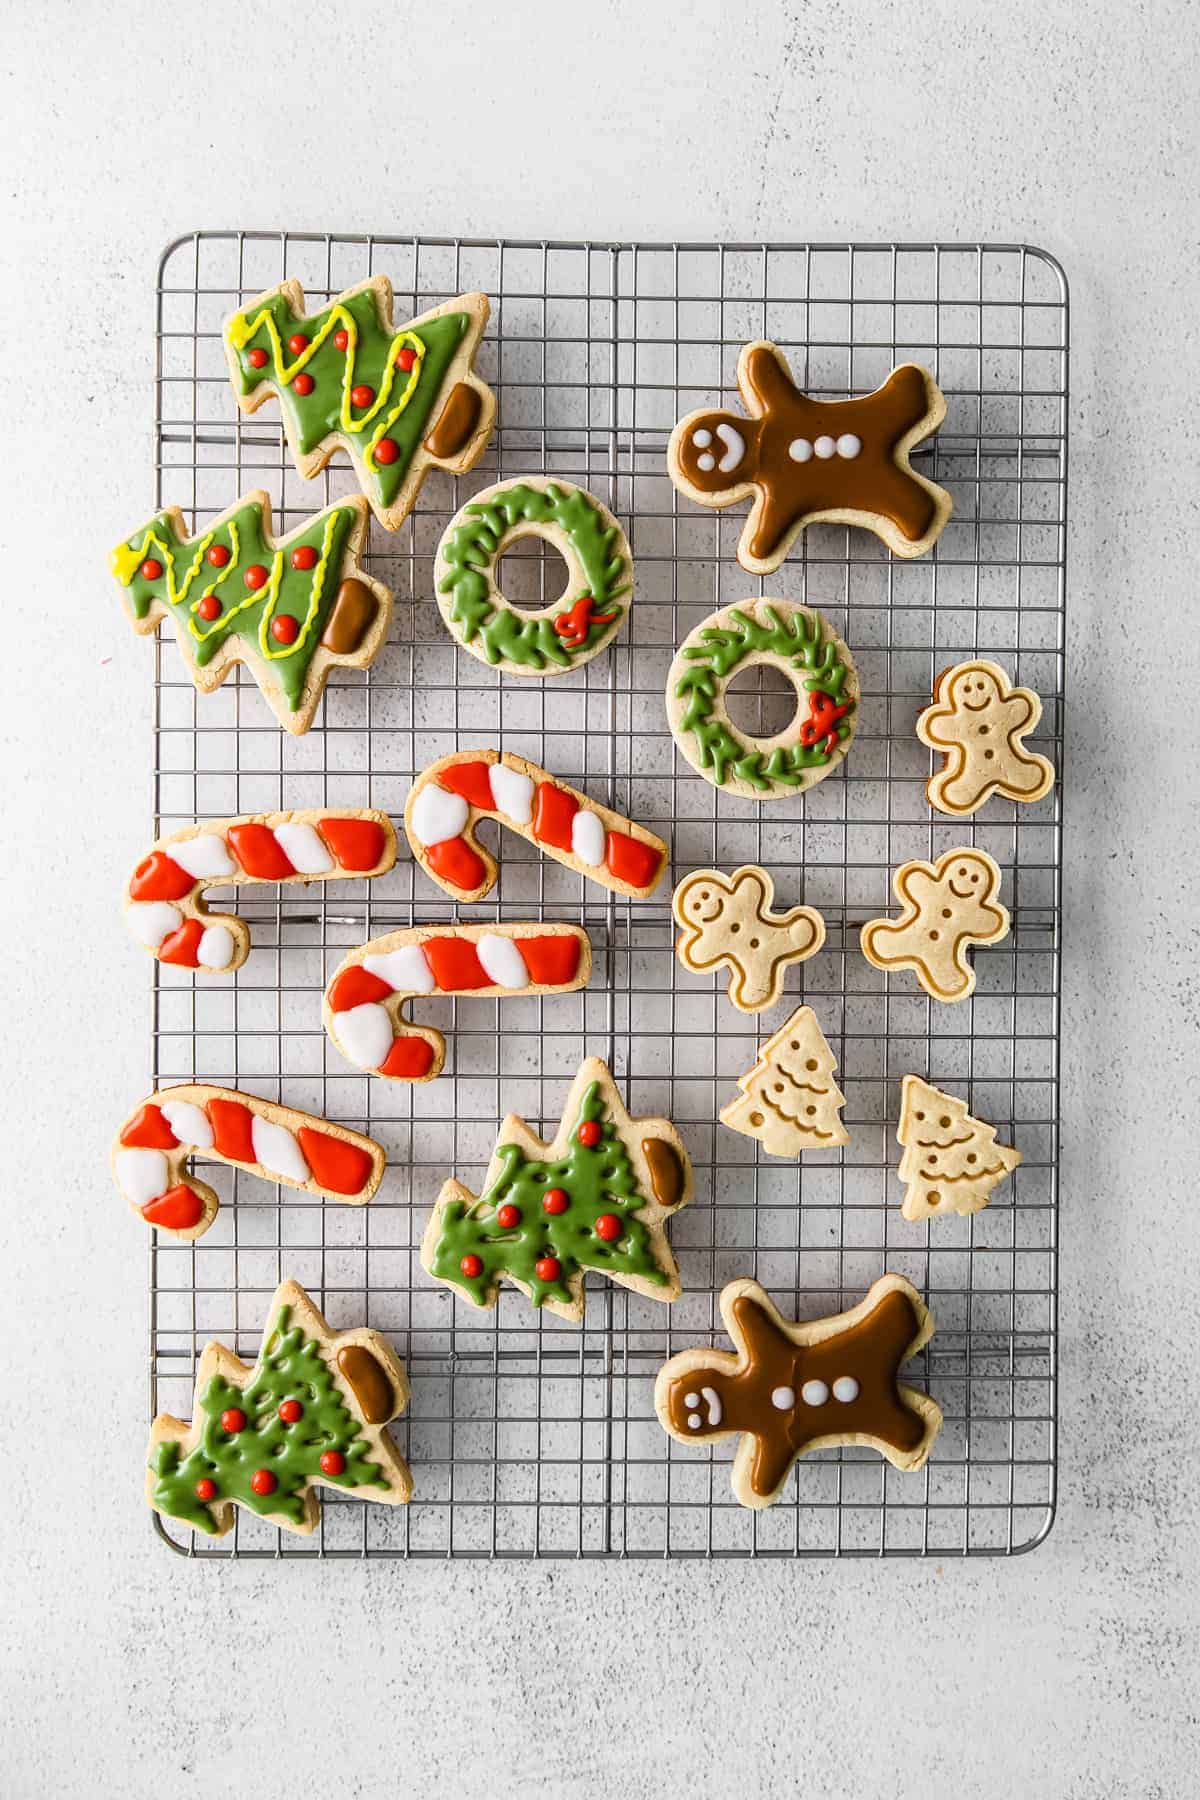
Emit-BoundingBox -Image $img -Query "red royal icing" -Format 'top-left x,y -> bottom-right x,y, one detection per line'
288,333 -> 308,354
247,348 -> 269,369
543,1188 -> 569,1215
222,1408 -> 248,1433
535,1256 -> 562,1283
197,595 -> 222,622
426,836 -> 487,894
379,1036 -> 436,1080
328,965 -> 393,1012
437,760 -> 496,811
141,558 -> 163,580
207,1097 -> 256,1164
206,544 -> 231,568
496,1203 -> 521,1228
320,1449 -> 346,1476
194,1477 -> 217,1501
278,1399 -> 303,1423
270,614 -> 299,646
519,934 -> 582,986
423,937 -> 490,991
605,830 -> 662,891
333,328 -> 350,351
120,1103 -> 179,1150
373,438 -> 399,465
129,850 -> 195,903
244,564 -> 269,592
318,816 -> 385,871
227,823 -> 295,881
157,918 -> 205,967
460,1254 -> 483,1277
577,1120 -> 602,1148
296,1126 -> 374,1195
291,545 -> 318,571
142,1185 -> 204,1231
293,372 -> 315,396
533,782 -> 578,852
396,346 -> 417,371
250,1469 -> 277,1497
350,384 -> 375,409
594,1213 -> 622,1241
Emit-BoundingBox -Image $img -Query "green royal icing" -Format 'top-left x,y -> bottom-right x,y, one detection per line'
111,498 -> 357,711
432,1080 -> 667,1306
674,603 -> 856,790
438,481 -> 629,670
148,1306 -> 390,1535
226,289 -> 471,511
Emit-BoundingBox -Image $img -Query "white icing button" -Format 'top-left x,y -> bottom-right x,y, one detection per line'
410,784 -> 469,847
801,1379 -> 830,1407
571,810 -> 606,867
476,933 -> 529,989
159,1100 -> 213,1150
701,1385 -> 723,1426
170,834 -> 236,881
115,1147 -> 169,1206
126,901 -> 181,949
363,944 -> 435,995
333,1002 -> 395,1072
696,453 -> 716,472
770,1385 -> 796,1411
684,1392 -> 700,1407
197,926 -> 236,971
488,765 -> 534,825
788,438 -> 813,463
814,435 -> 836,459
272,821 -> 334,875
715,422 -> 745,472
250,1116 -> 310,1185
688,1415 -> 702,1430
836,433 -> 862,460
833,1376 -> 860,1403
691,429 -> 713,448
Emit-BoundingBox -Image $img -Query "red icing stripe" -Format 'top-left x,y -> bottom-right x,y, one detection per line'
142,1185 -> 205,1231
605,830 -> 662,891
296,1127 -> 374,1195
520,934 -> 583,986
120,1103 -> 179,1150
380,1037 -> 436,1080
129,850 -> 195,903
207,1097 -> 256,1163
318,817 -> 386,871
423,936 -> 490,990
533,781 -> 578,852
437,760 -> 496,810
158,918 -> 205,967
328,965 -> 393,1011
426,836 -> 487,894
227,822 -> 295,881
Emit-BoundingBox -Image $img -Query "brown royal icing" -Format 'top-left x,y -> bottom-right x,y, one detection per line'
641,1137 -> 685,1209
336,1345 -> 394,1423
659,1275 -> 939,1503
424,382 -> 483,460
319,578 -> 378,655
672,345 -> 948,565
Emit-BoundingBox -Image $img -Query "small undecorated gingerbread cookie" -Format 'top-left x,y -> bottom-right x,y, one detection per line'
720,1005 -> 848,1155
897,1075 -> 1021,1221
917,659 -> 1055,816
860,848 -> 1009,1003
673,866 -> 825,1012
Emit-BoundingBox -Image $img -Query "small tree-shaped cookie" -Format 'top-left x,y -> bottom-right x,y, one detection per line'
720,1006 -> 848,1156
897,1077 -> 1021,1221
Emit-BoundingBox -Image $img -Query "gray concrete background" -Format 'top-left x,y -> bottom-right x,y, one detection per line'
1,3 -> 1196,1794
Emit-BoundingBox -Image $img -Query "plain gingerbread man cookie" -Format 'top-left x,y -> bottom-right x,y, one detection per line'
673,866 -> 825,1012
917,660 -> 1055,816
860,848 -> 1009,1003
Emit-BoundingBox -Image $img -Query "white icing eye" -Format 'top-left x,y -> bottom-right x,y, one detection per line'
788,437 -> 813,463
814,435 -> 836,459
696,453 -> 716,472
684,1392 -> 700,1407
688,1415 -> 702,1429
801,1379 -> 829,1407
836,433 -> 862,459
692,428 -> 713,448
770,1385 -> 795,1411
832,1376 -> 860,1403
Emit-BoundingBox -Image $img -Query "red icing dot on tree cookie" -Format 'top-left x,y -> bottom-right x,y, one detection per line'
288,333 -> 308,354
250,1469 -> 277,1497
140,558 -> 163,581
278,1399 -> 303,1424
221,1408 -> 247,1434
460,1253 -> 484,1278
244,564 -> 269,591
535,1256 -> 562,1283
543,1188 -> 569,1215
270,614 -> 300,646
373,438 -> 399,465
320,1449 -> 346,1476
496,1204 -> 521,1229
247,348 -> 269,369
293,372 -> 315,396
291,544 -> 318,571
594,1213 -> 622,1242
351,383 -> 375,409
577,1120 -> 602,1148
395,346 -> 417,371
194,1478 -> 217,1501
207,544 -> 231,568
197,595 -> 222,622
333,328 -> 350,351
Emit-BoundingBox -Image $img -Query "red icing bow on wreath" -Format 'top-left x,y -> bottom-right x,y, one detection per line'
799,689 -> 852,755
554,593 -> 618,649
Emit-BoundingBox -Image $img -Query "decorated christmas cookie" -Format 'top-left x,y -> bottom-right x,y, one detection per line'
147,1279 -> 411,1538
860,848 -> 1009,1004
405,749 -> 668,903
720,1006 -> 848,1156
897,1076 -> 1021,1221
673,866 -> 825,1012
917,659 -> 1056,816
224,277 -> 494,531
113,1085 -> 385,1241
324,922 -> 591,1082
654,1274 -> 942,1509
668,342 -> 952,572
421,1057 -> 693,1322
125,809 -> 395,973
666,600 -> 858,799
436,478 -> 631,675
110,491 -> 391,734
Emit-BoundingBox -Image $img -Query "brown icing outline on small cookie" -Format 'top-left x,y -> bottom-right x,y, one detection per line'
673,865 -> 825,1013
860,848 -> 1009,1004
917,659 -> 1055,816
719,1005 -> 849,1157
897,1075 -> 1021,1221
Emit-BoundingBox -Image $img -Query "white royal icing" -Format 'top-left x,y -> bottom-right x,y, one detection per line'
788,437 -> 813,463
832,1376 -> 860,1403
250,1116 -> 310,1184
688,1414 -> 702,1429
488,764 -> 534,825
696,453 -> 716,471
476,933 -> 529,989
715,422 -> 745,473
770,1385 -> 796,1411
410,784 -> 469,847
197,926 -> 236,971
159,1100 -> 214,1150
691,429 -> 713,448
701,1386 -> 723,1426
115,1147 -> 169,1206
571,810 -> 606,867
836,433 -> 862,460
801,1379 -> 830,1407
684,1391 -> 700,1406
814,435 -> 836,459
363,944 -> 435,994
171,835 -> 236,881
126,901 -> 181,949
334,1002 -> 395,1071
273,821 -> 334,875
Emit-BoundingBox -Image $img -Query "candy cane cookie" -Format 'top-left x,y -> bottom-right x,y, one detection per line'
324,922 -> 592,1081
113,1086 -> 385,1241
404,750 -> 668,903
125,810 -> 396,973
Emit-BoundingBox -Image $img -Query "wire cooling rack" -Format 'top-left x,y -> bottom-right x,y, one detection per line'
146,235 -> 1065,1558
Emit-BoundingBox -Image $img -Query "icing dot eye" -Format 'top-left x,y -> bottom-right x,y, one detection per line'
835,433 -> 862,459
939,1116 -> 951,1128
749,936 -> 759,948
832,1376 -> 860,1403
929,930 -> 939,941
684,1392 -> 700,1408
771,1385 -> 796,1411
697,453 -> 716,471
814,435 -> 836,459
801,1379 -> 829,1407
687,1415 -> 702,1430
692,428 -> 713,448
967,1153 -> 977,1163
788,437 -> 813,462
942,908 -> 952,919
915,1110 -> 925,1121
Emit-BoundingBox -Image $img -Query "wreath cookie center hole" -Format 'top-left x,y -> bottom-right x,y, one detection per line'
723,662 -> 802,741
494,532 -> 572,618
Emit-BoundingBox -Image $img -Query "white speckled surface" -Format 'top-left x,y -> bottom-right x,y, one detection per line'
2,3 -> 1197,1793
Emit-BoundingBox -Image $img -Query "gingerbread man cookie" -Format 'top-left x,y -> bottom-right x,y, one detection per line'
673,866 -> 825,1012
655,1275 -> 942,1509
668,342 -> 952,573
860,848 -> 1009,1003
917,659 -> 1056,816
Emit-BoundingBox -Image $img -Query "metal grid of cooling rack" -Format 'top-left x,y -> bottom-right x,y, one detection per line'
146,234 -> 1065,1558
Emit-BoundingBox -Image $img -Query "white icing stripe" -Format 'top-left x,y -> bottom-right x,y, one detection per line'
715,422 -> 745,472
273,821 -> 334,875
701,1385 -> 723,1427
571,810 -> 605,867
126,901 -> 182,949
363,944 -> 435,994
334,1002 -> 395,1071
115,1147 -> 169,1206
489,764 -> 534,825
197,926 -> 236,971
171,835 -> 236,880
159,1100 -> 214,1150
411,784 -> 469,846
250,1116 -> 310,1184
475,933 -> 529,989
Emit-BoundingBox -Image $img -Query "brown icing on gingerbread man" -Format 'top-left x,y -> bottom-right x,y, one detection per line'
668,342 -> 953,573
655,1274 -> 941,1508
860,847 -> 1009,1004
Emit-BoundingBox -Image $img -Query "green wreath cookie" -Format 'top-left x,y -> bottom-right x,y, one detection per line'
666,599 -> 858,800
434,477 -> 631,676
